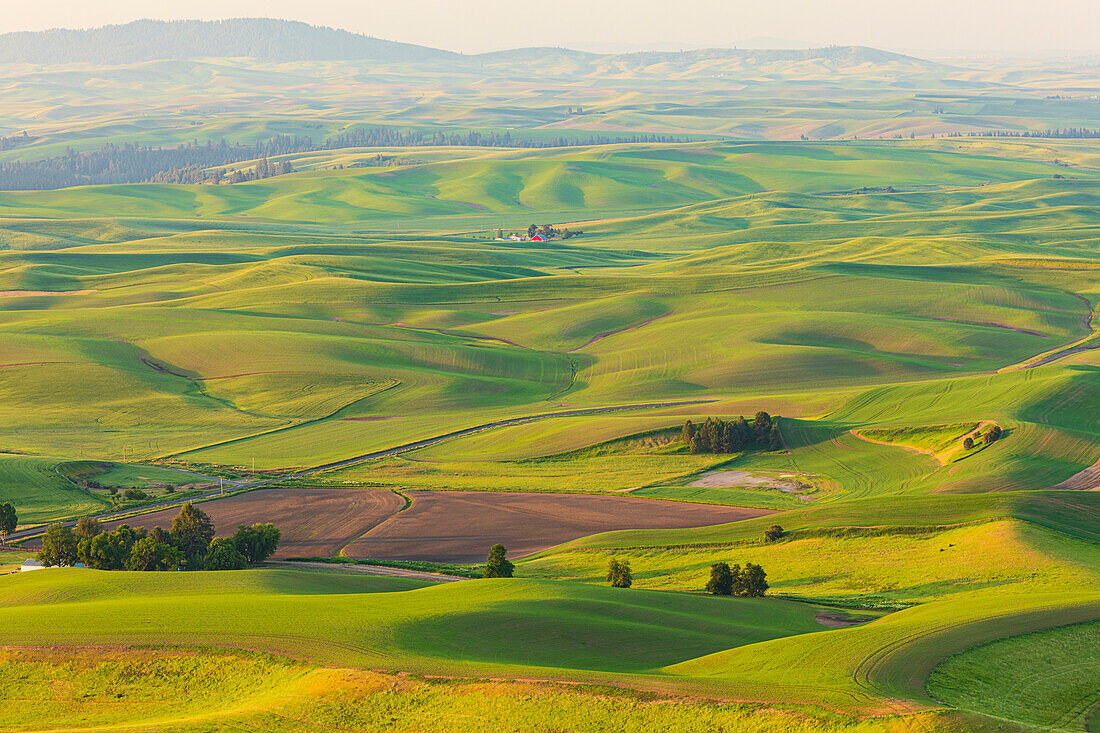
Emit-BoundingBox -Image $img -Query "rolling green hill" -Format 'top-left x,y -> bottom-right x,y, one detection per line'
0,130 -> 1098,732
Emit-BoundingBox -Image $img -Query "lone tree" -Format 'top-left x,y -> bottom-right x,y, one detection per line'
171,503 -> 215,568
204,537 -> 247,571
681,420 -> 695,445
705,562 -> 735,595
963,436 -> 974,450
741,562 -> 769,597
764,525 -> 785,543
232,523 -> 281,564
483,543 -> 514,578
38,522 -> 77,567
606,557 -> 633,588
0,502 -> 16,541
984,425 -> 1003,444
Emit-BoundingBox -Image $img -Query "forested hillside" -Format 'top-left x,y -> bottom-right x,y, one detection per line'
0,18 -> 456,64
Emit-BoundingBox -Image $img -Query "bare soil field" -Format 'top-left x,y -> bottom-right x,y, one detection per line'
344,491 -> 772,563
105,488 -> 405,558
688,469 -> 802,490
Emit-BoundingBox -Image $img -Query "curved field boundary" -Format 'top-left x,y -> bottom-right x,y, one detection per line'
665,593 -> 1100,714
5,399 -> 714,542
247,399 -> 717,483
857,596 -> 1100,706
1000,306 -> 1098,372
1046,457 -> 1100,491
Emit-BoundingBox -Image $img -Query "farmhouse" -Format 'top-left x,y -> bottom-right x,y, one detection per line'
20,559 -> 85,571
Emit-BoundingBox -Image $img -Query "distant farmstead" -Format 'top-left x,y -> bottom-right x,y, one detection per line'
498,225 -> 582,243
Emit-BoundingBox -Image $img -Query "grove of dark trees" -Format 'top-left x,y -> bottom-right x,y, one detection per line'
0,138 -> 303,190
35,502 -> 280,571
965,128 -> 1100,139
705,561 -> 768,597
682,412 -> 782,454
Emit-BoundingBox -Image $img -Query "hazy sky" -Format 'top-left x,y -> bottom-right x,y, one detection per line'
4,0 -> 1099,54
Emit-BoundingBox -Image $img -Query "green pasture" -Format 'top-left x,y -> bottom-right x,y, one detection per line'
0,453 -> 106,523
541,491 -> 1100,552
0,566 -> 1096,719
0,570 -> 828,677
928,621 -> 1100,731
0,648 -> 976,733
520,519 -> 1100,606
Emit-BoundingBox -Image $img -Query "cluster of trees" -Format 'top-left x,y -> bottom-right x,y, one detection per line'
0,137 -> 310,190
37,503 -> 280,571
523,224 -> 582,240
149,158 -> 293,185
0,131 -> 35,151
348,153 -> 423,169
962,424 -> 1003,451
705,562 -> 768,597
962,128 -> 1100,139
76,475 -> 174,500
0,127 -> 695,190
682,412 -> 781,454
606,557 -> 633,588
325,127 -> 687,151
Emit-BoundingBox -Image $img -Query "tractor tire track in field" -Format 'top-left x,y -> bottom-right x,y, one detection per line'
5,399 -> 714,542
567,312 -> 672,353
851,601 -> 1100,718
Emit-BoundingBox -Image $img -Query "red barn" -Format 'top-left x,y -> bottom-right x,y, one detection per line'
530,234 -> 545,242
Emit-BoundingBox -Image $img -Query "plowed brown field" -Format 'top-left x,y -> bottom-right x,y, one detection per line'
344,490 -> 772,563
106,488 -> 405,558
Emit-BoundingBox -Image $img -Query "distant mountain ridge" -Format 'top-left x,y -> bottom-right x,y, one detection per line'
0,18 -> 459,65
0,18 -> 935,71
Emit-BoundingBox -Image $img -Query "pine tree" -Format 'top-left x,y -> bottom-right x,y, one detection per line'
682,420 -> 695,445
753,412 -> 773,444
768,424 -> 782,450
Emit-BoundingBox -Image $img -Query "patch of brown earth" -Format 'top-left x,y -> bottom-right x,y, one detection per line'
103,488 -> 405,558
345,490 -> 772,563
